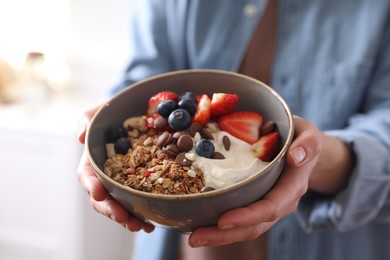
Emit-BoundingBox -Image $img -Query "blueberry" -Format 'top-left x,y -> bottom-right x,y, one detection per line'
195,139 -> 215,158
105,124 -> 127,142
178,98 -> 197,116
157,100 -> 178,118
114,137 -> 132,154
168,108 -> 192,131
179,92 -> 196,103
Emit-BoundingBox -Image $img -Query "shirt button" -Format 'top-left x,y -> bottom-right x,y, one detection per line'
280,76 -> 288,86
243,4 -> 258,17
279,231 -> 287,243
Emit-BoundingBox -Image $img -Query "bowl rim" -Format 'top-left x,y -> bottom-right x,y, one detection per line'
86,69 -> 294,201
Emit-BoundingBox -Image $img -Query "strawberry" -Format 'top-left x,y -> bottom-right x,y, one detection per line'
192,94 -> 211,126
195,94 -> 203,104
146,91 -> 178,116
210,93 -> 238,116
218,111 -> 263,144
252,131 -> 280,161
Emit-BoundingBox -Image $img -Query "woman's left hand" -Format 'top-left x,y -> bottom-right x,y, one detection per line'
188,116 -> 321,247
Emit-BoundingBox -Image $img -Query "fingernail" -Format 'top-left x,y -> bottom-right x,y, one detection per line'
291,146 -> 306,165
221,224 -> 235,230
189,235 -> 210,247
110,214 -> 116,222
194,240 -> 210,247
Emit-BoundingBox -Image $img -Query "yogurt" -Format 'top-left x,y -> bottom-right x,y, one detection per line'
192,131 -> 269,189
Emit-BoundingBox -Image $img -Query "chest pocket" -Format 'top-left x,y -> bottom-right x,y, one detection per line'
318,60 -> 374,129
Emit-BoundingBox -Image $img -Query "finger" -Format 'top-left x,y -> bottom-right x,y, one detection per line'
189,222 -> 272,247
91,196 -> 130,222
217,199 -> 281,230
218,162 -> 312,229
77,104 -> 105,144
287,116 -> 321,167
77,152 -> 108,201
90,197 -> 155,232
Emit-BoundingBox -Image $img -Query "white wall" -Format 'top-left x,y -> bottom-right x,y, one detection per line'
66,0 -> 132,97
0,0 -> 138,259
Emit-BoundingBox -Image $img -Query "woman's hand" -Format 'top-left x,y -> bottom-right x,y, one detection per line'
76,105 -> 155,233
188,116 -> 321,247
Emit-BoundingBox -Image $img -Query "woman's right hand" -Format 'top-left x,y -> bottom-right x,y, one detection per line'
76,104 -> 155,233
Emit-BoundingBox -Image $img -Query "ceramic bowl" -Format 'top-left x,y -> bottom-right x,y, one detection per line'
86,69 -> 294,232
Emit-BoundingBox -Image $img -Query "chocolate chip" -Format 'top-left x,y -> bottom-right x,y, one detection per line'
201,186 -> 216,192
201,128 -> 214,140
189,122 -> 202,137
153,116 -> 168,129
177,134 -> 193,152
222,135 -> 230,151
162,144 -> 181,157
156,131 -> 170,148
175,152 -> 192,166
212,151 -> 225,160
260,121 -> 276,136
172,131 -> 187,139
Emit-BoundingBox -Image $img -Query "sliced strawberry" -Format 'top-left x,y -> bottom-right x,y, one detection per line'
146,91 -> 178,116
252,131 -> 280,161
218,111 -> 263,144
192,94 -> 211,126
195,94 -> 204,104
210,93 -> 238,116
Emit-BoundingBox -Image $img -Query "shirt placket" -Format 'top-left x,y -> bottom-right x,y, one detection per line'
271,0 -> 303,116
269,0 -> 304,259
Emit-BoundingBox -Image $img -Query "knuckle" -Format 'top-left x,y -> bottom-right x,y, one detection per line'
297,183 -> 309,198
249,226 -> 262,240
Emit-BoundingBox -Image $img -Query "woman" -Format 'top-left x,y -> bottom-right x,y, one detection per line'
77,1 -> 390,259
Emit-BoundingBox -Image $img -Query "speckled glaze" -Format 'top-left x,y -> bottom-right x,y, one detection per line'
86,69 -> 294,232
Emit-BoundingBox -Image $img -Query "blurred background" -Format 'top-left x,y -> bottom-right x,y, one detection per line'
0,0 -> 138,259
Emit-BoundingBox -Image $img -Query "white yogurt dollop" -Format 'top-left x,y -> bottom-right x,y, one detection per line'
191,131 -> 269,190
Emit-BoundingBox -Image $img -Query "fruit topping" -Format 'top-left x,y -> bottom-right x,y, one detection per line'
252,131 -> 280,161
192,94 -> 211,126
114,137 -> 132,154
179,92 -> 197,103
146,91 -> 179,116
178,97 -> 197,116
157,100 -> 178,118
210,93 -> 238,116
168,108 -> 192,131
107,90 -> 281,165
218,111 -> 263,144
195,139 -> 215,158
105,124 -> 127,142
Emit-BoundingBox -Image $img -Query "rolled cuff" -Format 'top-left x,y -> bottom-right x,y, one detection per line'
296,130 -> 390,232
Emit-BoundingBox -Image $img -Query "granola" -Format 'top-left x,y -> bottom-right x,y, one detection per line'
104,128 -> 205,195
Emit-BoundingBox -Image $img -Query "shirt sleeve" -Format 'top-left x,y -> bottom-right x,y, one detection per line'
295,20 -> 390,233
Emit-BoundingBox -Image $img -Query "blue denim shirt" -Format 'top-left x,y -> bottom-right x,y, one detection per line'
114,1 -> 390,259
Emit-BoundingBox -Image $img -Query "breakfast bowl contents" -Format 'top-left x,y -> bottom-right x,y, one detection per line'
103,91 -> 280,194
86,69 -> 294,232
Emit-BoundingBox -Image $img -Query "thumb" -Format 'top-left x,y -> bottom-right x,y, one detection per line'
78,103 -> 105,144
286,116 -> 321,167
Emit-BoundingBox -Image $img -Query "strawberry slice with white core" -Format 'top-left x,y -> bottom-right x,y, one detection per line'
146,91 -> 178,116
252,131 -> 280,162
210,93 -> 238,116
218,111 -> 263,144
192,94 -> 211,126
